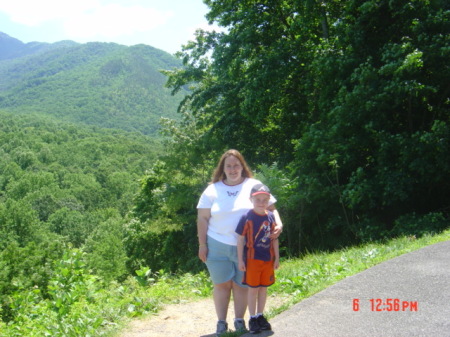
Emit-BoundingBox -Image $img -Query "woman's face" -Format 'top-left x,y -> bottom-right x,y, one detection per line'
223,155 -> 243,184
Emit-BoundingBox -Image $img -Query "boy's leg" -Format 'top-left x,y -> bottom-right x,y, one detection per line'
247,287 -> 259,316
255,287 -> 272,331
257,286 -> 268,314
248,287 -> 262,334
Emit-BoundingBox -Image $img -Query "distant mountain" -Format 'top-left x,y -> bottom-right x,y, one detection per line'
0,32 -> 78,60
0,32 -> 186,135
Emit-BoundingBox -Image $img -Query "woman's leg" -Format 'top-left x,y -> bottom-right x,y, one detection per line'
232,282 -> 248,318
213,280 -> 232,321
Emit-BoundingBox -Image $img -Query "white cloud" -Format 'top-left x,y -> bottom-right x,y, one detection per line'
64,4 -> 172,40
0,0 -> 213,52
0,0 -> 98,26
0,0 -> 172,41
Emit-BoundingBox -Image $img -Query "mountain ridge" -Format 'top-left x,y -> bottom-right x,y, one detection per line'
0,32 -> 185,135
0,32 -> 79,60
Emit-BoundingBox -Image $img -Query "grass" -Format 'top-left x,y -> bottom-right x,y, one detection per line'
110,229 -> 450,337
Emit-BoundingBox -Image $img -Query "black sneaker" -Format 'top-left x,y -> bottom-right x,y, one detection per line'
257,314 -> 272,330
249,317 -> 261,334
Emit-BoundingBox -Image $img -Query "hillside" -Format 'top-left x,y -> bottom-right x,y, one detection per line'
0,32 -> 186,135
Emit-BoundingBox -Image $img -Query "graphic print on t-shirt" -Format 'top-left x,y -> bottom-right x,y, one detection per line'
254,221 -> 270,243
227,191 -> 239,197
254,221 -> 271,245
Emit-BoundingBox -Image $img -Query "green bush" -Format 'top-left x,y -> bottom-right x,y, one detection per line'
391,212 -> 448,238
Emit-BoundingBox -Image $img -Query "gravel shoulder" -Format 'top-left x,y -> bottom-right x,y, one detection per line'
118,295 -> 288,337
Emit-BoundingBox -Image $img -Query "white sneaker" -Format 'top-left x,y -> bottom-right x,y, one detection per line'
234,318 -> 247,332
216,320 -> 228,336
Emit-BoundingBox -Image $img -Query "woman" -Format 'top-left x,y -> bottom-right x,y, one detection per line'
197,149 -> 282,336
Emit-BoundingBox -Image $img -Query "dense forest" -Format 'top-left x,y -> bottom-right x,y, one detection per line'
0,114 -> 161,336
0,33 -> 187,334
1,0 -> 449,335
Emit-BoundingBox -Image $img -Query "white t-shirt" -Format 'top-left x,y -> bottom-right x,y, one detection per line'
197,178 -> 276,246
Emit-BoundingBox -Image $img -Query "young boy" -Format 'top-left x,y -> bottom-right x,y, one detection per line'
235,183 -> 280,334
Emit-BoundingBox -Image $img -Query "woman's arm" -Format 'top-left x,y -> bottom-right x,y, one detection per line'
197,208 -> 211,263
237,235 -> 246,271
267,204 -> 283,238
273,238 -> 280,270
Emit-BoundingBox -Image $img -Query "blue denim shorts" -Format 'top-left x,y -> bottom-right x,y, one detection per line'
205,236 -> 246,287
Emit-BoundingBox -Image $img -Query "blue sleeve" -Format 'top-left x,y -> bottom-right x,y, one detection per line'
235,214 -> 246,235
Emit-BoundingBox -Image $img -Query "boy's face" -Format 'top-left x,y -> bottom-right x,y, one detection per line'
251,194 -> 270,214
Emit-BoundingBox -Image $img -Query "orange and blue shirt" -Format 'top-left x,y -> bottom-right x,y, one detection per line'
235,209 -> 276,262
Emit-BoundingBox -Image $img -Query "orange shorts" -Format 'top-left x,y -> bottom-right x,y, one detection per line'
243,258 -> 275,288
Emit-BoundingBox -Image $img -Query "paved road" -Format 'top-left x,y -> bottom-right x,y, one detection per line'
242,240 -> 450,337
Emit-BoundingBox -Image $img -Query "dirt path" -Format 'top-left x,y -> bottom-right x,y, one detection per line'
118,295 -> 288,337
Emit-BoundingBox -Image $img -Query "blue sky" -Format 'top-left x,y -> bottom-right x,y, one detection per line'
0,0 -> 218,54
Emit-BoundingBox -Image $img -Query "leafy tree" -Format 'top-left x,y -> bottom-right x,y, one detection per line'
84,211 -> 128,283
0,199 -> 40,247
290,0 -> 450,246
125,110 -> 217,273
6,171 -> 57,200
0,160 -> 22,191
47,208 -> 87,247
164,0 -> 449,252
0,235 -> 65,322
104,171 -> 139,215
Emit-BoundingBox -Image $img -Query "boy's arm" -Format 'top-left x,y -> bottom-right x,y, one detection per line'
273,238 -> 280,270
237,235 -> 246,271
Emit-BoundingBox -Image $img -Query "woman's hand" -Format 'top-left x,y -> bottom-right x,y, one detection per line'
198,245 -> 208,263
271,223 -> 283,239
